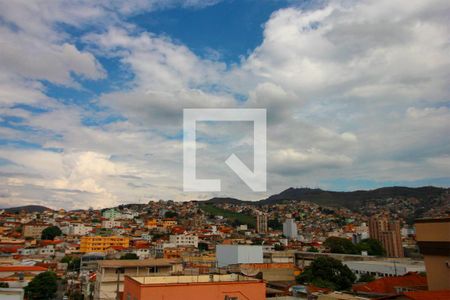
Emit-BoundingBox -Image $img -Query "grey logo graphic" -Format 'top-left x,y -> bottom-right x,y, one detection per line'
183,109 -> 266,192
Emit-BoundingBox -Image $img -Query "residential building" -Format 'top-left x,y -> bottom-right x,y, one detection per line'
352,273 -> 427,298
344,260 -> 425,278
369,215 -> 404,257
256,212 -> 268,234
169,234 -> 198,248
414,217 -> 450,290
0,265 -> 48,288
22,222 -> 48,239
146,219 -> 158,229
80,252 -> 105,271
123,274 -> 265,300
283,219 -> 298,239
102,209 -> 122,220
80,236 -> 129,253
94,259 -> 182,300
66,223 -> 93,236
216,245 -> 263,267
162,219 -> 177,229
101,220 -> 121,229
0,288 -> 24,300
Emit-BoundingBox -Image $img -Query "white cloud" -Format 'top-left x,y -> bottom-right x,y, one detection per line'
0,0 -> 449,208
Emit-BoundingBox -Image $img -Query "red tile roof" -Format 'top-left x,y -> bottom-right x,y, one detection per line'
0,266 -> 48,272
403,290 -> 450,300
41,240 -> 63,246
0,246 -> 21,253
353,273 -> 427,294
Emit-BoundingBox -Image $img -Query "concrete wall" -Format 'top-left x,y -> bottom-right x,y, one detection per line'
216,245 -> 263,267
415,219 -> 450,290
0,288 -> 24,300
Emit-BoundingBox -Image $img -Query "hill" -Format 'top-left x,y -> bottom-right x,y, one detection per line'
259,186 -> 447,207
204,197 -> 250,205
2,205 -> 53,214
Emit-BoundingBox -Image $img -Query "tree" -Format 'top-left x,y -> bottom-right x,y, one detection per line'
60,255 -> 72,264
61,255 -> 80,271
357,239 -> 385,256
274,244 -> 285,251
296,257 -> 356,291
231,219 -> 244,227
324,237 -> 359,254
357,273 -> 376,282
41,226 -> 62,240
268,219 -> 282,230
68,257 -> 81,272
198,242 -> 209,251
307,246 -> 319,253
164,211 -> 178,218
120,253 -> 139,260
25,271 -> 58,299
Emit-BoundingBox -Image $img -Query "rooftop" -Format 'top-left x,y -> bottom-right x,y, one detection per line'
97,258 -> 178,268
0,266 -> 48,272
131,274 -> 261,285
415,217 -> 450,223
345,260 -> 425,267
402,290 -> 450,300
352,273 -> 427,294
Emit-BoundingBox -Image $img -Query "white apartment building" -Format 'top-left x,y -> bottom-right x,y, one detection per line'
39,244 -> 56,256
101,220 -> 121,229
133,248 -> 151,259
169,235 -> 198,248
67,223 -> 93,236
283,219 -> 298,239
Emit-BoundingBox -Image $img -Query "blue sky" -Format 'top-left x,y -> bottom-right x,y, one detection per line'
129,0 -> 292,63
0,0 -> 449,209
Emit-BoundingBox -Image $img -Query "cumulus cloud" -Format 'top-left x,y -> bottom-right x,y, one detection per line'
0,0 -> 449,208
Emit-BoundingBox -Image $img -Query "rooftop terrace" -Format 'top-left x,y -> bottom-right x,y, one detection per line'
131,274 -> 261,285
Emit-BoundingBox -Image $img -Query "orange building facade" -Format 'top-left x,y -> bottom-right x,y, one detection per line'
123,274 -> 265,300
80,236 -> 129,253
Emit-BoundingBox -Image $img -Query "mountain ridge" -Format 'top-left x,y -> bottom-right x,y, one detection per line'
1,205 -> 53,214
198,186 -> 448,210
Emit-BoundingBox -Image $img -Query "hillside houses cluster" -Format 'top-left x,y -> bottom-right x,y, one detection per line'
0,196 -> 446,299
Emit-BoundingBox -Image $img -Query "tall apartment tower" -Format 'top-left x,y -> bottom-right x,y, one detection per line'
283,219 -> 298,239
369,215 -> 404,257
256,212 -> 268,234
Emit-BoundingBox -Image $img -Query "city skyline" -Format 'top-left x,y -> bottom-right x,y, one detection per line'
1,0 -> 449,210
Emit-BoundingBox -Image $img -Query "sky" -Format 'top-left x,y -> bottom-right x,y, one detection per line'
0,0 -> 449,209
